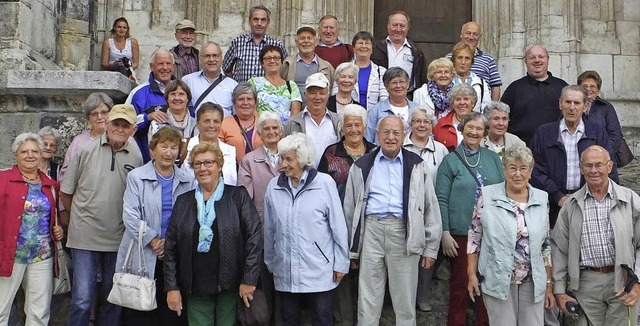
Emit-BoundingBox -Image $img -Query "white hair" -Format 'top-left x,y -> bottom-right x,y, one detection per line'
12,132 -> 44,155
334,62 -> 359,83
408,106 -> 436,125
277,133 -> 315,169
338,104 -> 368,131
38,126 -> 61,145
256,111 -> 283,132
150,48 -> 175,65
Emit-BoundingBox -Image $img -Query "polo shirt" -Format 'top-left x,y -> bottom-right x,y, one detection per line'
61,133 -> 143,251
182,71 -> 238,116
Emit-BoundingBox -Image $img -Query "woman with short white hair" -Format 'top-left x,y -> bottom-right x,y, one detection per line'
328,62 -> 362,114
480,101 -> 526,158
263,133 -> 350,325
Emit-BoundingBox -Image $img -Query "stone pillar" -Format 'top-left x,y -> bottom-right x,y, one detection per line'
57,0 -> 93,70
186,0 -> 218,32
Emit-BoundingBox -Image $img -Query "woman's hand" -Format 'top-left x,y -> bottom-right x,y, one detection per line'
150,238 -> 165,259
167,290 -> 182,316
421,256 -> 435,269
545,284 -> 556,309
52,225 -> 64,242
333,271 -> 346,283
467,274 -> 481,302
441,231 -> 459,257
239,284 -> 256,308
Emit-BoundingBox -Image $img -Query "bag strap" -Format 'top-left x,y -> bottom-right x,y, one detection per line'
233,115 -> 255,153
453,150 -> 482,188
194,74 -> 225,110
178,138 -> 191,167
286,80 -> 292,95
137,220 -> 148,277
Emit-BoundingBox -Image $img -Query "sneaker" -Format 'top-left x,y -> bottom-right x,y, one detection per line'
417,302 -> 432,312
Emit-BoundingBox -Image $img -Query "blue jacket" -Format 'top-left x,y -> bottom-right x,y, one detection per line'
365,98 -> 418,144
583,97 -> 623,158
477,183 -> 549,303
263,169 -> 350,293
128,73 -> 171,162
530,118 -> 618,225
115,161 -> 196,278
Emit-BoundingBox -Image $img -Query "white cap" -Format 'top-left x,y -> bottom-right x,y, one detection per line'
305,73 -> 329,89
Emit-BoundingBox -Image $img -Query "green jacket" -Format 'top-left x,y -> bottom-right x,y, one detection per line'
435,146 -> 504,236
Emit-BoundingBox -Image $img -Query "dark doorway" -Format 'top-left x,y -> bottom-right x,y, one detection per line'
373,0 -> 472,64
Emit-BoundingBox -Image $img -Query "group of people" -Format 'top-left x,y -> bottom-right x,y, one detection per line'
1,6 -> 639,326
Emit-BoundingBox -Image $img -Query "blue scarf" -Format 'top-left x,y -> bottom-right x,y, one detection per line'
195,176 -> 225,253
427,81 -> 452,118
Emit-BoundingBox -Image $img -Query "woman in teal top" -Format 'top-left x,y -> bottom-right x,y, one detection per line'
435,111 -> 504,326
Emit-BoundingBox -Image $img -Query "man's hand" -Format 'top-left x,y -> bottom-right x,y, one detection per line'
350,259 -> 359,270
555,293 -> 578,315
167,290 -> 183,316
421,256 -> 435,269
148,111 -> 168,123
150,238 -> 164,258
333,271 -> 346,283
239,284 -> 256,307
558,195 -> 570,207
617,283 -> 640,306
441,231 -> 459,258
545,285 -> 556,309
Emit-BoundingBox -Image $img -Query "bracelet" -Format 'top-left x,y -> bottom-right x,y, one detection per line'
546,280 -> 553,284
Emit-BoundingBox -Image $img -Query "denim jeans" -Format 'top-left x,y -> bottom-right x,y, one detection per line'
67,249 -> 121,326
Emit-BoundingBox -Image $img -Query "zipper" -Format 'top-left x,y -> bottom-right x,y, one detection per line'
314,242 -> 330,263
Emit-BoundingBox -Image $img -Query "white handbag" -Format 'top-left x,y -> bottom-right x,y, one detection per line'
107,221 -> 157,311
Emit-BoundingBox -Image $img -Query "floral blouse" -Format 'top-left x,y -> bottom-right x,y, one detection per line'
468,194 -> 552,284
249,77 -> 302,124
15,183 -> 53,264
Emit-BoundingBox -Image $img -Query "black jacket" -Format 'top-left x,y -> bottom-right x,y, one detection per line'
370,38 -> 427,93
163,185 -> 263,294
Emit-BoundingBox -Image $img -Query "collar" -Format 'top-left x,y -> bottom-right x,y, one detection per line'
584,181 -> 613,201
385,36 -> 411,49
474,48 -> 484,57
403,134 -> 436,152
303,107 -> 331,120
559,118 -> 585,135
376,147 -> 403,163
525,71 -> 554,84
317,39 -> 344,47
100,133 -> 131,152
175,45 -> 194,56
296,54 -> 319,64
199,70 -> 224,83
242,33 -> 268,44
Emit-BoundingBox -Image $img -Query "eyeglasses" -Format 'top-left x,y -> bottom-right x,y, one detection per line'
506,166 -> 530,175
411,119 -> 432,126
263,56 -> 282,62
379,129 -> 403,138
581,161 -> 610,170
389,80 -> 408,87
201,54 -> 221,59
89,110 -> 110,118
192,160 -> 216,169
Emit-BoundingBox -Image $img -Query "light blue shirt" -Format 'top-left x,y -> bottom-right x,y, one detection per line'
181,71 -> 238,116
288,169 -> 309,197
365,150 -> 404,218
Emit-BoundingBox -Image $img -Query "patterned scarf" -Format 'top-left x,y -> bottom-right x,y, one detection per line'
427,81 -> 453,118
195,176 -> 225,253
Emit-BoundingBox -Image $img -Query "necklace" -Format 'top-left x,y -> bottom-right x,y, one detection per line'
157,170 -> 174,181
240,116 -> 255,131
344,142 -> 364,154
336,97 -> 353,106
463,149 -> 481,168
20,171 -> 39,181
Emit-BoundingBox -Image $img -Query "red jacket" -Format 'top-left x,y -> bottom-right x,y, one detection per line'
433,111 -> 459,152
0,166 -> 59,277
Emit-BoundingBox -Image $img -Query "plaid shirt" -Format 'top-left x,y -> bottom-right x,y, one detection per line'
560,119 -> 585,191
222,34 -> 288,82
579,183 -> 615,268
174,46 -> 199,77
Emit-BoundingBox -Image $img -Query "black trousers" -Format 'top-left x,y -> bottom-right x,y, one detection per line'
278,289 -> 334,326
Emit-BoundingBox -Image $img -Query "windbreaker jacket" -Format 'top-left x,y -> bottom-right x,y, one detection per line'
263,169 -> 350,293
343,148 -> 442,260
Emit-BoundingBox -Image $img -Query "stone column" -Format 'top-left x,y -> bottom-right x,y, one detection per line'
186,0 -> 219,33
57,0 -> 93,70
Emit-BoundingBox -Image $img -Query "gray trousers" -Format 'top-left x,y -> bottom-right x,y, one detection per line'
573,270 -> 639,326
483,282 -> 544,326
357,216 -> 420,326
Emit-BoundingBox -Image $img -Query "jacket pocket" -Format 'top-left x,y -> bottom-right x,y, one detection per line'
314,242 -> 330,264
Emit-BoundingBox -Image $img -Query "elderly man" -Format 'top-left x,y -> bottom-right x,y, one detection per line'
222,5 -> 288,82
283,73 -> 339,168
170,19 -> 199,79
371,11 -> 427,98
281,26 -> 334,107
480,101 -> 525,157
552,145 -> 640,326
531,85 -> 617,228
502,45 -> 568,146
314,15 -> 354,68
126,49 -> 175,162
343,115 -> 442,325
60,104 -> 143,326
447,22 -> 502,100
182,41 -> 238,115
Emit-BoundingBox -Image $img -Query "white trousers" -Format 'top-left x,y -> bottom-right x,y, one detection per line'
0,258 -> 54,326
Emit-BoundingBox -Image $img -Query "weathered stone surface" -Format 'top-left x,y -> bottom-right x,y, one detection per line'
58,33 -> 92,70
613,55 -> 640,97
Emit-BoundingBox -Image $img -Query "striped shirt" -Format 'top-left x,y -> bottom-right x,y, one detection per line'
579,183 -> 615,268
446,48 -> 502,87
222,34 -> 288,83
560,119 -> 585,191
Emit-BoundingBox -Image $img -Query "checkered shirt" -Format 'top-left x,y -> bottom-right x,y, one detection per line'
560,119 -> 584,191
222,34 -> 288,82
579,183 -> 615,268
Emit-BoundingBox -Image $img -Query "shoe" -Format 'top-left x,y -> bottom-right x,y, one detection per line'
417,302 -> 432,312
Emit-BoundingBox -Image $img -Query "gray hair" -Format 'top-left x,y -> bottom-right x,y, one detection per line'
277,133 -> 315,169
457,111 -> 489,136
12,132 -> 44,155
249,5 -> 271,20
334,62 -> 359,83
200,41 -> 221,53
408,106 -> 437,125
382,67 -> 410,87
150,48 -> 175,65
503,146 -> 535,169
560,85 -> 588,104
482,101 -> 511,118
82,92 -> 114,117
256,111 -> 283,132
338,104 -> 368,131
448,83 -> 477,106
38,126 -> 61,145
232,82 -> 258,103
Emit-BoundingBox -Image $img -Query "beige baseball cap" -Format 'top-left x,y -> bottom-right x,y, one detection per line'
296,25 -> 317,36
175,19 -> 196,31
109,104 -> 137,124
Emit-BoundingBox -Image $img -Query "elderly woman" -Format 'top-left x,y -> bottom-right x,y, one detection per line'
435,112 -> 504,326
480,101 -> 525,157
249,45 -> 302,123
351,31 -> 388,110
413,58 -> 455,121
181,102 -> 237,186
433,83 -> 478,152
37,126 -> 62,180
164,141 -> 262,325
0,133 -> 64,325
116,128 -> 195,325
264,133 -> 350,325
578,70 -> 623,160
451,42 -> 491,113
365,67 -> 419,144
466,146 -> 554,325
328,62 -> 362,114
220,82 -> 263,162
59,92 -> 114,181
148,79 -> 197,141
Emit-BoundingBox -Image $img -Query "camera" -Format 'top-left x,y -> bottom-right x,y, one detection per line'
121,57 -> 131,69
565,291 -> 583,317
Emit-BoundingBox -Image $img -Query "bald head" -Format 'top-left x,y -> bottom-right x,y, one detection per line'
460,22 -> 482,49
524,45 -> 550,81
376,115 -> 406,158
580,145 -> 613,189
580,145 -> 611,162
